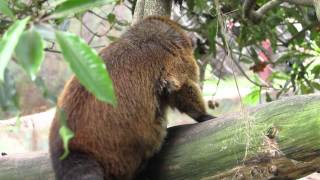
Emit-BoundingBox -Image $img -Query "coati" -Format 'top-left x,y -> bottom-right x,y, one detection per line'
49,16 -> 215,180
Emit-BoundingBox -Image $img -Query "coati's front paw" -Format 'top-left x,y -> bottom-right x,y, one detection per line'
196,114 -> 216,122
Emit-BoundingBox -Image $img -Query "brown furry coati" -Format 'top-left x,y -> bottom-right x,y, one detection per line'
49,16 -> 215,180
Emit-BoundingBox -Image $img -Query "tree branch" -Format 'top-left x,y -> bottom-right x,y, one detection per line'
313,0 -> 320,22
44,48 -> 61,54
283,0 -> 313,6
88,10 -> 108,21
243,0 -> 256,18
256,0 -> 282,15
1,95 -> 320,179
243,0 -> 314,23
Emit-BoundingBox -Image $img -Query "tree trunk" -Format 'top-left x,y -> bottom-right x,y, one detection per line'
314,0 -> 320,22
143,0 -> 172,17
132,0 -> 172,24
0,94 -> 319,180
132,0 -> 145,24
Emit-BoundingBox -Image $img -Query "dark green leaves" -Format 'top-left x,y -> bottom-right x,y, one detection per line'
15,28 -> 45,81
0,17 -> 29,81
51,0 -> 115,19
0,0 -> 15,19
55,31 -> 116,105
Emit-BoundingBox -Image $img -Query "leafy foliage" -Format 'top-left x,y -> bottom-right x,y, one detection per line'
174,0 -> 320,103
0,0 -> 118,110
0,0 -> 122,155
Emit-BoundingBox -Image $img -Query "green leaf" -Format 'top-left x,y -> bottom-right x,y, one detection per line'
55,31 -> 117,105
107,13 -> 116,24
275,51 -> 313,65
311,41 -> 320,53
186,0 -> 195,11
311,82 -> 320,90
249,47 -> 259,63
8,114 -> 21,133
15,28 -> 45,81
311,65 -> 320,78
0,0 -> 15,19
57,108 -> 74,160
270,72 -> 290,81
50,0 -> 115,19
194,0 -> 206,10
244,88 -> 260,105
287,23 -> 298,37
107,35 -> 118,41
59,126 -> 74,159
35,77 -> 57,103
0,69 -> 19,112
300,81 -> 314,94
116,19 -> 130,26
207,20 -> 217,55
0,17 -> 29,81
239,57 -> 253,64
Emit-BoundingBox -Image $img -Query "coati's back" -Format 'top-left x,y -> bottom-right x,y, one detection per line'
49,16 -> 211,180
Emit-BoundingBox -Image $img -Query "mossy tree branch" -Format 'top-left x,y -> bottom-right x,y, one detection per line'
0,95 -> 319,179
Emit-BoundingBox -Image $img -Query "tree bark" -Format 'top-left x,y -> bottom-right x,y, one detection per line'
132,0 -> 145,24
143,0 -> 172,17
0,94 -> 320,180
314,0 -> 320,22
0,152 -> 54,180
132,0 -> 172,24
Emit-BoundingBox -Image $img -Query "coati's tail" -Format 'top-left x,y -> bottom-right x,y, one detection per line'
51,151 -> 104,180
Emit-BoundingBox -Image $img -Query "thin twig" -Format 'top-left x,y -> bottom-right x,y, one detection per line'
44,48 -> 61,54
78,18 -> 103,38
216,38 -> 269,88
211,54 -> 227,97
88,10 -> 108,21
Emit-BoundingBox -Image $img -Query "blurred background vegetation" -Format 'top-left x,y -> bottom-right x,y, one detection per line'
0,0 -> 319,153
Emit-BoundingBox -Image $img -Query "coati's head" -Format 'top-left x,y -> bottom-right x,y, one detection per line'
115,16 -> 200,93
123,16 -> 194,57
135,17 -> 199,89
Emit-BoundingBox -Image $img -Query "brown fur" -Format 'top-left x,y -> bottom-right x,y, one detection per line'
49,16 -> 214,180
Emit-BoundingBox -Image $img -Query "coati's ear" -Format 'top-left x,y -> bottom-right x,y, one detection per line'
165,75 -> 182,93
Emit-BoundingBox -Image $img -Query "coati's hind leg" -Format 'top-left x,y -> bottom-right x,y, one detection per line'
51,151 -> 104,180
